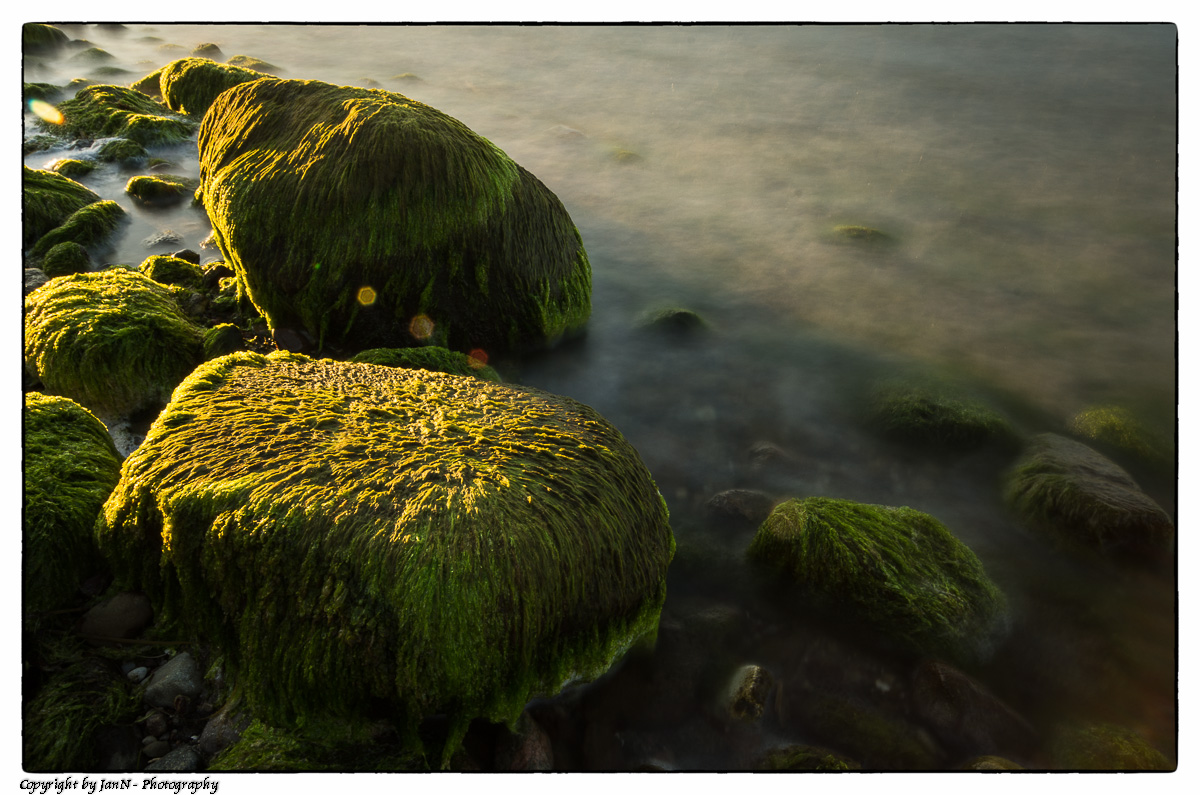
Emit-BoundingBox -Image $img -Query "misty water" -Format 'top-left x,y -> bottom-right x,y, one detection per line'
23,24 -> 1177,770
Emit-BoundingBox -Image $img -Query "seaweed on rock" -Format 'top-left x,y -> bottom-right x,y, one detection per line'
96,352 -> 673,765
51,84 -> 197,147
196,78 -> 591,354
30,200 -> 127,257
23,166 -> 101,248
154,57 -> 269,117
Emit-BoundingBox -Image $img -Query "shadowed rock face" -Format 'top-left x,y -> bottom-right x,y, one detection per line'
196,78 -> 591,356
97,351 -> 673,761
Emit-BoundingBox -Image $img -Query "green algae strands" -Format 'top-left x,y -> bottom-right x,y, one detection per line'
196,78 -> 591,355
747,497 -> 1007,664
97,352 -> 673,760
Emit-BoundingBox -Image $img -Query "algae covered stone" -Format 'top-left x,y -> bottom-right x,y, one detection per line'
97,351 -> 673,756
747,497 -> 1007,662
864,379 -> 1015,453
1004,433 -> 1174,564
23,166 -> 101,249
30,200 -> 127,257
196,77 -> 591,354
24,269 -> 205,420
52,84 -> 197,147
23,393 -> 122,613
40,241 -> 90,278
152,57 -> 268,117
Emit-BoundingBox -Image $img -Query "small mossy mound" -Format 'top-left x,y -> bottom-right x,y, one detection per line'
125,174 -> 198,206
41,241 -> 91,278
139,254 -> 205,288
23,269 -> 206,420
1004,433 -> 1174,564
24,82 -> 64,103
23,23 -> 70,53
203,323 -> 244,360
757,744 -> 862,771
23,655 -> 144,771
49,158 -> 98,179
23,393 -> 122,613
23,166 -> 102,249
637,307 -> 711,338
349,346 -> 502,382
96,352 -> 673,763
865,380 -> 1016,453
196,77 -> 591,354
831,224 -> 894,245
208,718 -> 424,771
225,54 -> 279,74
152,57 -> 268,117
30,199 -> 127,257
53,84 -> 197,147
747,497 -> 1007,663
1051,722 -> 1172,770
1068,404 -> 1173,473
192,43 -> 224,59
70,46 -> 115,64
96,138 -> 148,165
795,693 -> 938,769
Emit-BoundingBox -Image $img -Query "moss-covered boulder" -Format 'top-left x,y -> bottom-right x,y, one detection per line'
41,241 -> 91,278
52,84 -> 197,146
96,351 -> 673,762
30,200 -> 127,257
225,54 -> 279,74
756,744 -> 862,771
24,82 -> 64,104
96,138 -> 149,165
1051,722 -> 1172,770
125,174 -> 198,206
864,380 -> 1015,453
23,166 -> 101,249
23,393 -> 122,613
196,78 -> 591,354
1004,433 -> 1174,564
144,57 -> 267,117
349,346 -> 502,382
23,23 -> 70,54
1068,404 -> 1173,473
203,324 -> 244,360
49,158 -> 98,179
139,254 -> 205,289
23,269 -> 206,420
747,497 -> 1007,663
208,717 -> 424,771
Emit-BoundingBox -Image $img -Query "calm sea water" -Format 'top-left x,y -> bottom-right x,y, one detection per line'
22,23 -> 1177,769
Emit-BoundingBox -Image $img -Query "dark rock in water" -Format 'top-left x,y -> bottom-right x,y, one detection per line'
779,690 -> 940,770
706,488 -> 774,526
144,651 -> 203,710
864,379 -> 1016,454
909,659 -> 1036,758
144,745 -> 202,771
747,440 -> 796,472
203,323 -> 243,360
79,592 -> 153,642
198,701 -> 252,758
171,248 -> 201,264
494,711 -> 554,770
756,744 -> 862,771
1005,433 -> 1174,565
142,739 -> 171,759
637,307 -> 711,337
142,229 -> 184,248
724,664 -> 774,723
1051,722 -> 1172,771
94,724 -> 142,771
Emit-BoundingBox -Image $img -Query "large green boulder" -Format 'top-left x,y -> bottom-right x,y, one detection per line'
23,166 -> 101,249
23,270 -> 206,420
196,78 -> 591,354
747,497 -> 1007,663
23,393 -> 122,613
51,84 -> 196,146
96,351 -> 673,762
1004,433 -> 1174,564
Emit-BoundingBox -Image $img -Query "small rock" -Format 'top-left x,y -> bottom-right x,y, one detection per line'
143,229 -> 184,247
144,652 -> 203,710
707,489 -> 774,526
271,325 -> 312,353
79,592 -> 153,643
959,755 -> 1024,770
747,441 -> 795,471
127,666 -> 150,683
725,664 -> 774,723
144,745 -> 202,771
171,248 -> 201,264
910,659 -> 1037,757
24,268 -> 50,295
144,709 -> 170,739
143,739 -> 172,759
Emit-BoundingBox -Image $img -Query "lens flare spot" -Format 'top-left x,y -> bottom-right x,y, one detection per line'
357,286 -> 377,306
409,314 -> 435,340
29,99 -> 64,125
468,348 -> 489,368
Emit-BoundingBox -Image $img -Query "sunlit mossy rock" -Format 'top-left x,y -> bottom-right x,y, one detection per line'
349,346 -> 502,382
24,81 -> 64,104
41,241 -> 90,278
96,351 -> 673,762
51,84 -> 197,146
134,57 -> 267,117
96,138 -> 148,165
139,254 -> 205,289
23,166 -> 101,249
1068,404 -> 1173,474
49,158 -> 97,179
23,393 -> 122,613
125,173 -> 198,206
864,380 -> 1016,453
24,270 -> 205,420
196,78 -> 591,354
1004,434 -> 1174,565
1051,722 -> 1172,770
23,23 -> 71,54
748,497 -> 1007,663
30,199 -> 127,258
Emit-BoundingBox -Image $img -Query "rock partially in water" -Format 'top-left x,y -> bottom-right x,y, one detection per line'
51,84 -> 197,147
723,664 -> 774,723
1005,433 -> 1174,565
958,754 -> 1024,770
864,378 -> 1016,454
909,659 -> 1036,759
23,166 -> 101,249
706,488 -> 774,526
41,241 -> 91,278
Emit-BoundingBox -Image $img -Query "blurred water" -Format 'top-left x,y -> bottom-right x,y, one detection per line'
22,23 -> 1177,770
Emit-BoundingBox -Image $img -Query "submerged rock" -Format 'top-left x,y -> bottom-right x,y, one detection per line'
196,77 -> 591,354
747,497 -> 1008,663
23,269 -> 206,420
23,392 -> 122,612
864,379 -> 1016,453
1004,433 -> 1174,564
97,351 -> 673,763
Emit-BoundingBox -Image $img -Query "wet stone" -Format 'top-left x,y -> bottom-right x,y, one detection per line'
144,651 -> 203,710
79,592 -> 153,643
725,664 -> 774,723
910,659 -> 1037,758
144,745 -> 202,771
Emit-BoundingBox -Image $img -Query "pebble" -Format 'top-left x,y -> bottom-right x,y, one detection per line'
127,666 -> 150,683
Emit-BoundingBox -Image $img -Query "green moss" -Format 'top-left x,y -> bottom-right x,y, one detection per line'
23,166 -> 101,248
139,254 -> 205,288
1068,404 -> 1172,471
801,693 -> 938,769
959,755 -> 1023,770
831,225 -> 894,244
23,269 -> 206,419
192,43 -> 224,59
125,174 -> 197,206
41,241 -> 91,278
225,54 -> 279,74
1052,723 -> 1172,770
50,158 -> 98,179
758,744 -> 862,771
23,23 -> 70,53
96,138 -> 149,165
349,346 -> 502,382
23,393 -> 122,613
747,497 -> 1007,663
97,352 -> 673,765
31,200 -> 127,257
154,57 -> 268,117
203,324 -> 244,360
23,656 -> 143,771
208,718 -> 425,771
70,46 -> 115,64
24,134 -> 59,155
865,379 -> 1016,452
24,82 -> 64,103
196,77 -> 591,354
52,84 -> 197,146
